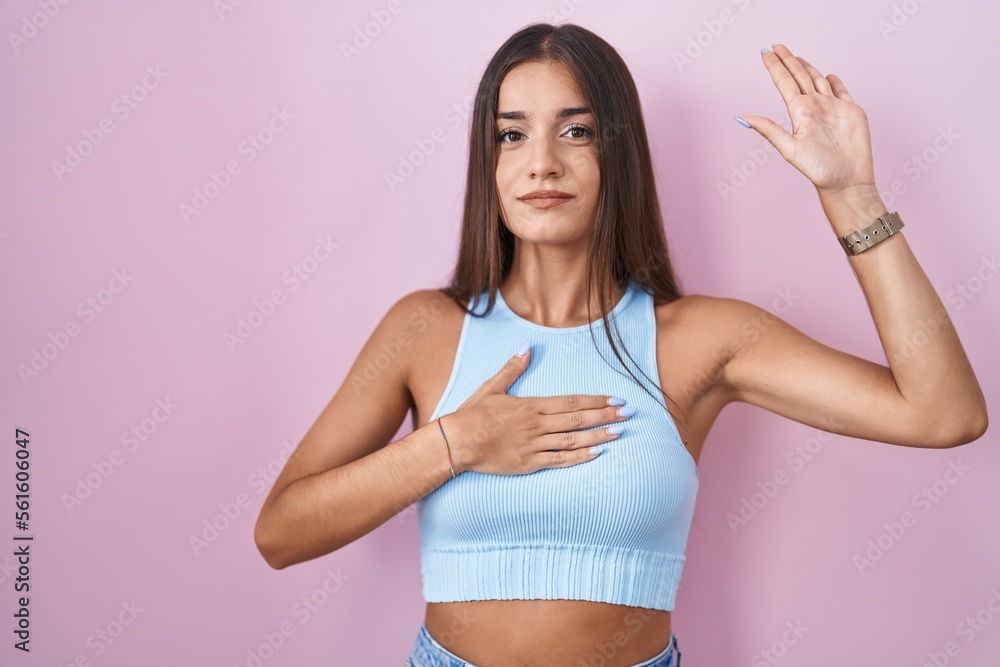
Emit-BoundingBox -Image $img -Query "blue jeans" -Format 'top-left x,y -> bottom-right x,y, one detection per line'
404,622 -> 682,666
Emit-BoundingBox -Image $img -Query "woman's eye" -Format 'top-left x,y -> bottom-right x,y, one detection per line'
497,129 -> 522,144
497,125 -> 593,145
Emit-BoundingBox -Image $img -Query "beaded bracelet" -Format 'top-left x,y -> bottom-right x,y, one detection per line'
436,417 -> 456,478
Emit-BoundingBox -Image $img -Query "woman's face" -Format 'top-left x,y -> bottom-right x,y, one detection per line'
494,60 -> 600,246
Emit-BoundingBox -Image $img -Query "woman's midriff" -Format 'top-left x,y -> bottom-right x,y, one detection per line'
424,599 -> 671,667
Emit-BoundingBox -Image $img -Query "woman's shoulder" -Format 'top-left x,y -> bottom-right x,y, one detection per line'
651,293 -> 784,401
653,291 -> 727,321
393,286 -> 472,317
653,292 -> 778,346
654,291 -> 772,320
383,288 -> 472,408
382,287 -> 470,337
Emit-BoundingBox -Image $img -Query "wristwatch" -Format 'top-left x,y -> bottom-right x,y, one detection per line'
839,211 -> 904,256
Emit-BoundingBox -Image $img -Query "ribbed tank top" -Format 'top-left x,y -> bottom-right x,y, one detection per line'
417,278 -> 699,612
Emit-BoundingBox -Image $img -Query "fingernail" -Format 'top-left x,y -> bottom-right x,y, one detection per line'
607,423 -> 626,435
515,339 -> 531,357
618,406 -> 637,418
590,444 -> 608,456
761,47 -> 770,55
607,396 -> 626,406
734,116 -> 751,129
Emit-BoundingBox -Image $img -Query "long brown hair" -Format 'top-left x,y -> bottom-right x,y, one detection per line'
440,22 -> 685,419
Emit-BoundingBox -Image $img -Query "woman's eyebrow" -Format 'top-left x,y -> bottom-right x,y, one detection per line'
496,107 -> 593,121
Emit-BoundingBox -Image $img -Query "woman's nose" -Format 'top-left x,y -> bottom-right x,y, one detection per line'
528,135 -> 563,178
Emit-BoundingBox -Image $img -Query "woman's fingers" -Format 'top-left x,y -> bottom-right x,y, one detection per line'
477,345 -> 533,397
795,56 -> 833,96
826,73 -> 855,103
763,42 -> 829,106
534,402 -> 632,457
539,403 -> 633,436
539,428 -> 621,468
531,393 -> 626,415
536,420 -> 625,453
769,42 -> 815,95
761,45 -> 803,105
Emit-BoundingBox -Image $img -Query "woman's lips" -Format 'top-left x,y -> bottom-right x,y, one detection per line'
519,195 -> 574,208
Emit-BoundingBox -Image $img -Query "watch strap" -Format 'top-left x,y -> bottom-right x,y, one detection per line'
839,211 -> 904,256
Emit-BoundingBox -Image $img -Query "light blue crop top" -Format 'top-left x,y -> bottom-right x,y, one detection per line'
417,278 -> 699,612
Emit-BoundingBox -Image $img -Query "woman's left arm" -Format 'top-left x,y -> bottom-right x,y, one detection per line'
719,44 -> 988,448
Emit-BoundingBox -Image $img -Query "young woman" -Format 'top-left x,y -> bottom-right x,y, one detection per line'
254,23 -> 987,667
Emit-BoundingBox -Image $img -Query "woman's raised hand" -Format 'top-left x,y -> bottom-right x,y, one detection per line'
437,344 -> 633,476
737,43 -> 878,201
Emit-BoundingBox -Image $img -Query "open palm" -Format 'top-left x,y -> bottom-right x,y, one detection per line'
740,44 -> 877,196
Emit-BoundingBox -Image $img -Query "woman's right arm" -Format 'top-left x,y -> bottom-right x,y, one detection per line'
255,422 -> 455,569
254,290 -> 632,569
253,290 -> 451,570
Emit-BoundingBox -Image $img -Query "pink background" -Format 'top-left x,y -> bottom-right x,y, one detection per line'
2,1 -> 999,665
